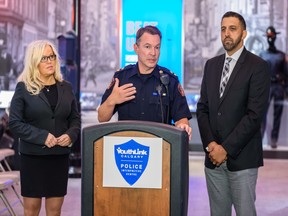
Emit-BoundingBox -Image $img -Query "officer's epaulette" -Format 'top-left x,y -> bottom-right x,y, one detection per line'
116,64 -> 134,72
158,66 -> 178,78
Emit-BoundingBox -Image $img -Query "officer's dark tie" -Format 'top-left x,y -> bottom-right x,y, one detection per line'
220,57 -> 232,98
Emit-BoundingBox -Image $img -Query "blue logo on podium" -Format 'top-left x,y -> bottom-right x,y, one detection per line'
114,139 -> 150,185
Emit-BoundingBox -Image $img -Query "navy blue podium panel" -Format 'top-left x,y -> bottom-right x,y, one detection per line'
82,120 -> 189,216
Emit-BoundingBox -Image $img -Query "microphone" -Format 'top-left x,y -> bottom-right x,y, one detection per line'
160,74 -> 170,86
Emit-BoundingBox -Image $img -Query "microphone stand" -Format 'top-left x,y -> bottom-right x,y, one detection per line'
163,85 -> 169,124
156,85 -> 164,123
160,74 -> 170,124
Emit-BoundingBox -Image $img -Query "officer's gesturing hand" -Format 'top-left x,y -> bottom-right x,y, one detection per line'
110,78 -> 136,105
97,78 -> 136,122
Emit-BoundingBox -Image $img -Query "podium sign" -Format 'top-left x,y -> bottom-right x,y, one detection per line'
103,136 -> 162,188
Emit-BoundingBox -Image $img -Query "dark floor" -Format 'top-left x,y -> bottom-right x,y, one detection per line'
1,152 -> 288,216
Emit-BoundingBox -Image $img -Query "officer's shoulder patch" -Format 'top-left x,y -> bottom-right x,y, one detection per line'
178,83 -> 185,96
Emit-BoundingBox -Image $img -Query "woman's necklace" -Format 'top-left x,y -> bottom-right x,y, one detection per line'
44,85 -> 51,92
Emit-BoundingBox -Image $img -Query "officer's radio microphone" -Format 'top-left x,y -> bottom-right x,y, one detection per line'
160,74 -> 170,86
160,74 -> 170,124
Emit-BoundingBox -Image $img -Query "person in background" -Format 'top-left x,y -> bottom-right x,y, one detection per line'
0,45 -> 13,90
259,26 -> 288,148
98,25 -> 192,139
196,11 -> 270,216
8,40 -> 81,216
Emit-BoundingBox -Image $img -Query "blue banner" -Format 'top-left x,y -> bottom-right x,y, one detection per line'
120,0 -> 183,83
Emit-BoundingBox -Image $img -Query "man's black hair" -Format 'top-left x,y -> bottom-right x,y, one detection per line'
222,11 -> 246,30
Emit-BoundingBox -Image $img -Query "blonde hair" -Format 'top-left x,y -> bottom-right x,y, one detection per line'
18,40 -> 63,95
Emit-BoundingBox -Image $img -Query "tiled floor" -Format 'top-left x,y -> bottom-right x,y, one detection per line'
1,153 -> 288,216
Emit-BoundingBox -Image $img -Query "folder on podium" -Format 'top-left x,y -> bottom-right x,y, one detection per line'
82,120 -> 189,216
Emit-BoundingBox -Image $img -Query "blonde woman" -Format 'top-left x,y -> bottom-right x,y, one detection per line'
9,40 -> 80,216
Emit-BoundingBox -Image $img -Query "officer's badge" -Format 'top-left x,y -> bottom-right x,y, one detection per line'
107,77 -> 115,89
170,71 -> 177,76
178,83 -> 185,96
116,67 -> 123,72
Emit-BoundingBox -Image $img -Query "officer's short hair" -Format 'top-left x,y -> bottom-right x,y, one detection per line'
136,25 -> 162,44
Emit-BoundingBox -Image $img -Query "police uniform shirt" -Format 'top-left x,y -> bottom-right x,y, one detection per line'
101,63 -> 192,124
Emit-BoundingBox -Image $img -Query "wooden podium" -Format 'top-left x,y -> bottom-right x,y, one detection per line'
82,121 -> 189,216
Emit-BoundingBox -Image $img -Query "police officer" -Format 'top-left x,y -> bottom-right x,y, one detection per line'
259,26 -> 288,148
98,25 -> 192,139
